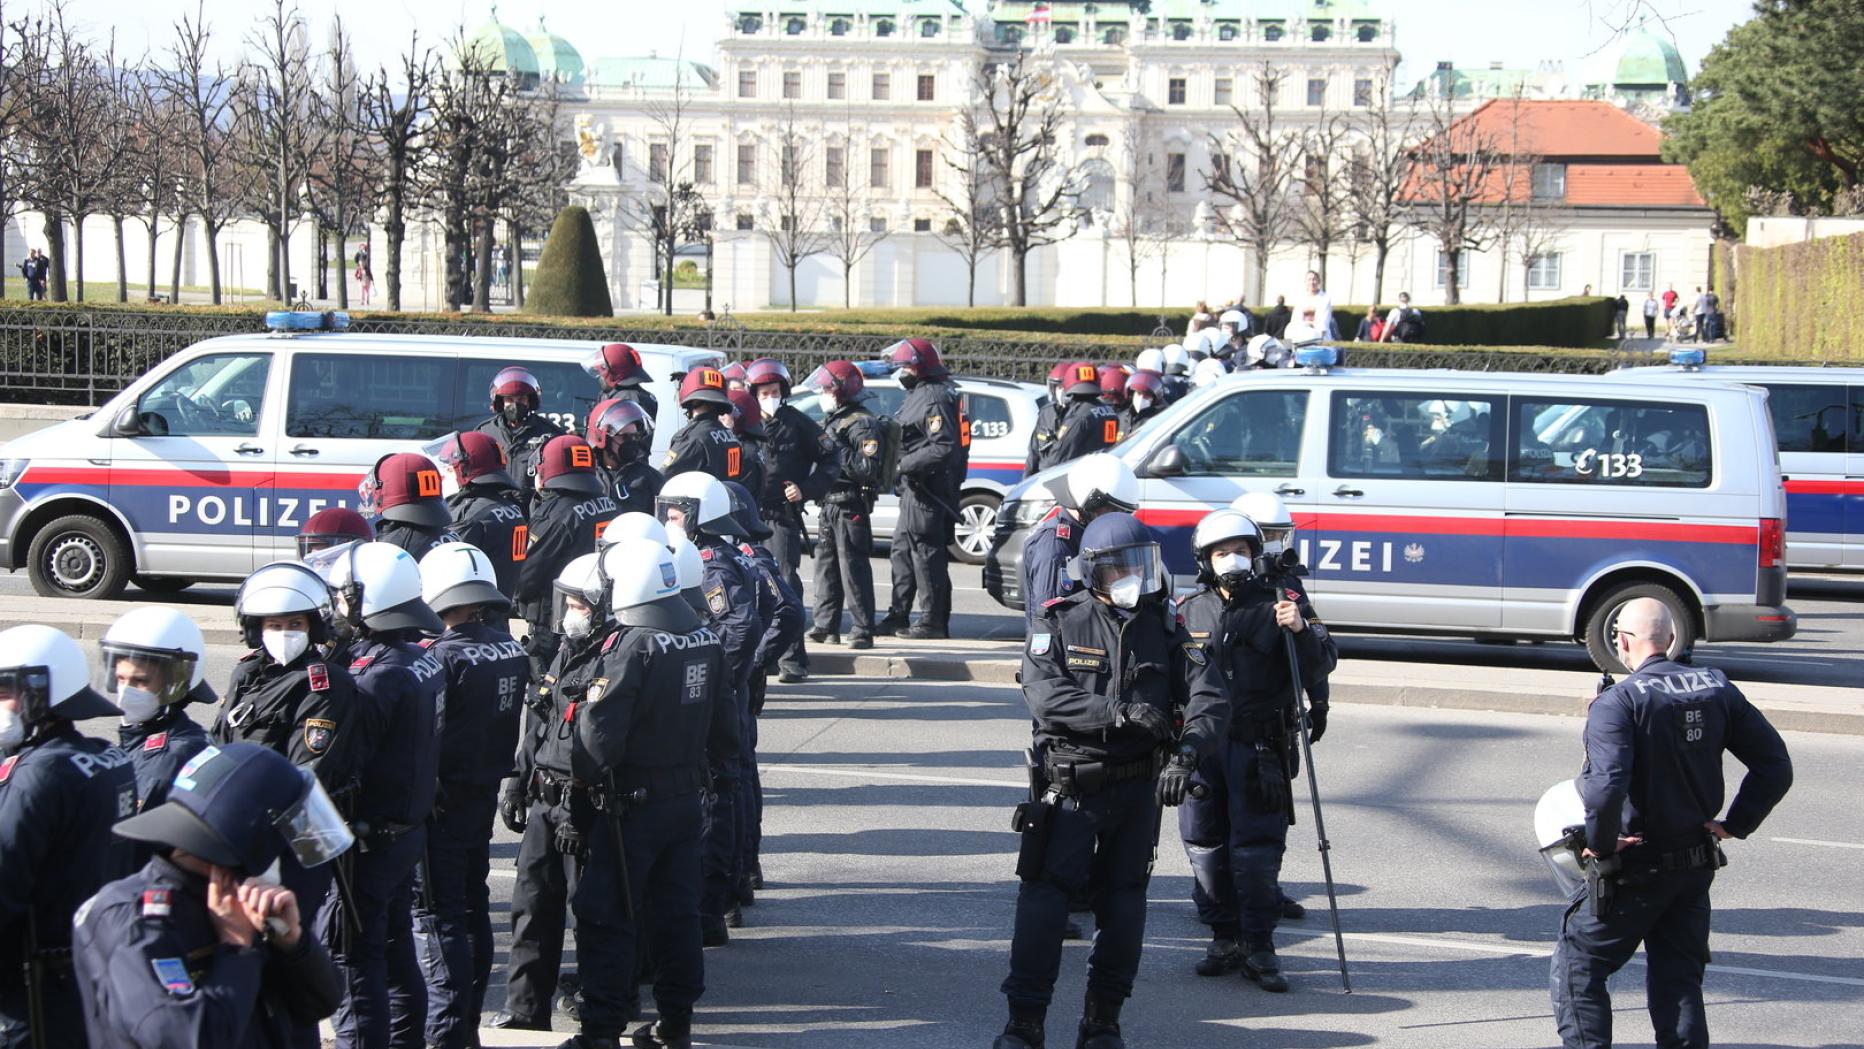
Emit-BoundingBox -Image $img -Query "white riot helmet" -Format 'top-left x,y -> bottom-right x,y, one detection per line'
1192,508 -> 1264,587
99,608 -> 212,719
665,532 -> 709,618
598,511 -> 669,551
307,541 -> 443,635
1232,491 -> 1295,557
1192,358 -> 1228,388
656,471 -> 742,540
0,625 -> 120,741
1161,345 -> 1191,376
1245,334 -> 1285,368
552,552 -> 607,640
418,542 -> 510,616
1535,779 -> 1588,896
1284,320 -> 1323,345
604,538 -> 699,631
235,561 -> 335,649
1135,347 -> 1165,374
1219,309 -> 1246,337
1055,453 -> 1139,517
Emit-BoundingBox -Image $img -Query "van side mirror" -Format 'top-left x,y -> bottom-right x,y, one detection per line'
110,405 -> 166,437
1141,443 -> 1187,478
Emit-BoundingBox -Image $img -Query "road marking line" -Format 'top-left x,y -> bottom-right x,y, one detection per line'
1344,932 -> 1864,988
1771,836 -> 1864,850
763,763 -> 1021,789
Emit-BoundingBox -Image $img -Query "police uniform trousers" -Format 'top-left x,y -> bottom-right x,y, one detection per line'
1551,867 -> 1715,1049
1002,776 -> 1157,1009
1179,737 -> 1289,942
742,677 -> 767,892
700,689 -> 746,918
612,789 -> 708,1025
504,793 -> 634,1036
0,960 -> 82,1049
413,784 -> 499,1049
284,852 -> 337,1049
812,502 -> 876,640
323,824 -> 428,1049
887,523 -> 951,631
766,514 -> 810,674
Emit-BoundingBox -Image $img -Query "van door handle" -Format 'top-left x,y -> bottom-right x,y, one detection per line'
235,443 -> 264,456
1332,486 -> 1364,498
1275,484 -> 1305,496
288,445 -> 320,457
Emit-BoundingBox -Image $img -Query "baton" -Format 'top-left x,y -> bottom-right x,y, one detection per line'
1282,625 -> 1352,993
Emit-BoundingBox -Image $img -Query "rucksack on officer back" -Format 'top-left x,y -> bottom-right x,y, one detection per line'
835,410 -> 901,492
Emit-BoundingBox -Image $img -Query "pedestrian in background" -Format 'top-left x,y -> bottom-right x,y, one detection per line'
353,246 -> 373,307
1642,293 -> 1659,339
1612,294 -> 1629,339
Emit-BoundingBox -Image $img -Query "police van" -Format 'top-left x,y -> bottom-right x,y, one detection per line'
1605,352 -> 1864,572
0,312 -> 722,599
986,350 -> 1796,671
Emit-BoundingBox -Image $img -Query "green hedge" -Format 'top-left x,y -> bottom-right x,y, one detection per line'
1735,232 -> 1864,362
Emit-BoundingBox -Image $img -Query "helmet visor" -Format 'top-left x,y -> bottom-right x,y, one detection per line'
1258,524 -> 1295,554
356,470 -> 384,517
96,642 -> 196,707
579,348 -> 608,382
0,665 -> 53,724
300,541 -> 360,588
1083,542 -> 1167,596
273,769 -> 355,868
1539,840 -> 1585,897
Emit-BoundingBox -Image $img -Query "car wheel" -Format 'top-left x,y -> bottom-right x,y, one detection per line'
133,575 -> 194,595
950,492 -> 1000,565
28,513 -> 131,600
1581,581 -> 1697,674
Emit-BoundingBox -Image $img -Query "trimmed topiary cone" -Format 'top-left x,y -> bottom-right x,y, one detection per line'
525,205 -> 613,317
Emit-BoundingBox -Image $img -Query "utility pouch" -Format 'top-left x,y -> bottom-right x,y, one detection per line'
1012,800 -> 1054,880
1586,854 -> 1622,918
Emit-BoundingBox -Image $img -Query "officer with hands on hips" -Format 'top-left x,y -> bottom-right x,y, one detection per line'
1176,507 -> 1336,993
0,625 -> 138,1049
1549,597 -> 1793,1049
429,430 -> 531,598
1020,453 -> 1139,634
801,362 -> 885,650
73,742 -> 351,1049
996,513 -> 1229,1049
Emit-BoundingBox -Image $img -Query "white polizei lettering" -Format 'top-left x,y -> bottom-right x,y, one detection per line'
198,497 -> 226,525
307,499 -> 327,517
257,498 -> 269,528
1297,539 -> 1312,566
233,498 -> 252,527
168,495 -> 190,524
1351,541 -> 1372,573
1319,539 -> 1343,571
1382,542 -> 1393,572
277,498 -> 298,528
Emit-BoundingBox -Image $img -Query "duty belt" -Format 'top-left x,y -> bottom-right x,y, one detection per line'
1227,711 -> 1290,743
530,769 -> 591,807
617,765 -> 707,798
1044,755 -> 1153,798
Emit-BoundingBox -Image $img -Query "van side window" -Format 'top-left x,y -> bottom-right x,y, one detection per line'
1762,384 -> 1848,453
967,394 -> 1012,440
1511,399 -> 1712,487
287,354 -> 454,440
454,360 -> 599,435
137,353 -> 271,437
1170,390 -> 1307,476
1853,386 -> 1864,450
1327,391 -> 1500,481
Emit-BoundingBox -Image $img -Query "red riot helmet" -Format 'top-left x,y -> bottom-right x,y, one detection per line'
534,435 -> 603,495
357,453 -> 450,530
584,343 -> 649,390
804,360 -> 866,402
488,366 -> 542,417
586,398 -> 655,465
1046,361 -> 1072,393
1062,361 -> 1102,399
1125,369 -> 1166,402
1098,364 -> 1130,408
677,366 -> 732,411
886,337 -> 947,382
727,389 -> 767,438
744,357 -> 793,397
720,362 -> 748,391
296,507 -> 375,560
428,430 -> 515,490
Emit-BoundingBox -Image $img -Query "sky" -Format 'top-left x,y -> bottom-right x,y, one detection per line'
71,0 -> 1759,88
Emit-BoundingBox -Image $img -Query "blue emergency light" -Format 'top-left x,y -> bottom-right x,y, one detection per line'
1668,348 -> 1706,370
264,310 -> 351,333
1295,345 -> 1339,371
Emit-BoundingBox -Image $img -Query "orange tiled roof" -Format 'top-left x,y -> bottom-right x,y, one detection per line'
1458,99 -> 1664,159
1564,165 -> 1706,207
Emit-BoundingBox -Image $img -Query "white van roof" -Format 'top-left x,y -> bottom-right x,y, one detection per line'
1607,363 -> 1864,383
184,331 -> 725,370
1194,366 -> 1753,398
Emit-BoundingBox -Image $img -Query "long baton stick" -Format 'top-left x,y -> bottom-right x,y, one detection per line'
1283,626 -> 1351,992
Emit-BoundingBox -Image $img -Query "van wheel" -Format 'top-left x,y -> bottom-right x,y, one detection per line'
133,575 -> 194,595
28,514 -> 131,600
950,493 -> 1001,565
1582,581 -> 1697,674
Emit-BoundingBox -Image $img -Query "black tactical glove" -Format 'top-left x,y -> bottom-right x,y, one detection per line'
1248,741 -> 1291,814
1115,702 -> 1172,743
498,778 -> 528,834
1156,744 -> 1198,807
1307,703 -> 1329,745
553,820 -> 585,858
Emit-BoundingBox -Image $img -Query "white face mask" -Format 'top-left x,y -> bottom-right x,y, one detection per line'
817,392 -> 839,416
1210,552 -> 1248,580
1107,576 -> 1144,610
563,608 -> 593,640
1131,394 -> 1152,414
262,629 -> 310,666
758,394 -> 783,416
118,685 -> 163,725
0,707 -> 23,751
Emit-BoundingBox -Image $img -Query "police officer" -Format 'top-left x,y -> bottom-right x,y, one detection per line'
1038,363 -> 1120,473
1121,371 -> 1167,436
1550,597 -> 1793,1049
311,543 -> 447,1049
724,390 -> 770,512
582,343 -> 660,422
431,430 -> 530,599
0,626 -> 137,1049
297,508 -> 374,559
1157,346 -> 1193,405
360,452 -> 460,559
416,543 -> 531,1048
74,742 -> 350,1049
478,366 -> 565,509
655,472 -> 762,945
1025,363 -> 1073,476
997,514 -> 1228,1049
514,436 -> 619,676
1097,366 -> 1130,442
802,362 -> 884,651
586,399 -> 663,517
591,540 -> 734,1049
1212,308 -> 1252,362
100,608 -> 216,817
1021,454 -> 1138,635
877,338 -> 967,641
661,368 -> 745,485
746,358 -> 839,682
1177,508 -> 1336,993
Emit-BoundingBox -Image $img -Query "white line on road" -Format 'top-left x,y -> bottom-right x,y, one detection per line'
762,763 -> 1022,789
1771,836 -> 1864,850
1342,932 -> 1864,988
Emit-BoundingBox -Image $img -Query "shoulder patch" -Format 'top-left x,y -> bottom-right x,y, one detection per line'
1028,632 -> 1052,656
1284,588 -> 1301,603
418,638 -> 435,649
307,664 -> 330,692
587,677 -> 608,704
143,732 -> 169,753
662,449 -> 678,468
0,754 -> 16,784
602,631 -> 621,653
1042,596 -> 1067,608
861,438 -> 880,457
141,889 -> 173,918
1182,643 -> 1209,667
1056,521 -> 1071,540
151,957 -> 194,996
927,414 -> 943,433
706,586 -> 729,616
348,656 -> 374,673
303,718 -> 336,756
740,543 -> 756,557
700,547 -> 715,562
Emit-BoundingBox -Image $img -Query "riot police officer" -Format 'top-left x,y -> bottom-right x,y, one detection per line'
1025,362 -> 1072,476
100,608 -> 216,816
724,389 -> 770,512
360,452 -> 460,559
997,514 -> 1228,1049
1121,371 -> 1167,436
662,368 -> 746,485
0,626 -> 137,1049
746,357 -> 838,680
74,742 -> 350,1049
478,366 -> 565,509
514,436 -> 619,675
431,430 -> 529,599
1177,508 -> 1336,993
802,362 -> 885,651
582,343 -> 660,422
1097,366 -> 1130,442
415,543 -> 531,1048
1038,363 -> 1120,472
1020,454 -> 1138,634
1158,346 -> 1193,405
297,507 -> 374,559
655,472 -> 762,945
1549,598 -> 1792,1049
878,338 -> 967,641
307,542 -> 446,1049
587,399 -> 663,517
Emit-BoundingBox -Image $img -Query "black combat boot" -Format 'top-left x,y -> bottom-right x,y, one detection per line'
992,1003 -> 1047,1048
701,913 -> 730,947
1074,993 -> 1125,1049
900,623 -> 948,640
873,612 -> 908,636
487,1011 -> 549,1031
1241,938 -> 1289,993
1281,895 -> 1308,920
1195,937 -> 1243,976
553,1036 -> 620,1049
630,1013 -> 693,1049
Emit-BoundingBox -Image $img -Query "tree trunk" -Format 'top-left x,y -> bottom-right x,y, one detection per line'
44,215 -> 68,302
169,214 -> 187,302
1522,262 -> 1533,303
145,218 -> 160,300
1371,242 -> 1389,308
1315,246 -> 1329,294
113,216 -> 129,303
266,225 -> 280,301
965,257 -> 976,308
74,216 -> 90,302
333,222 -> 349,310
508,218 -> 525,308
1012,244 -> 1028,307
315,226 -> 328,300
204,222 -> 222,304
1444,245 -> 1463,306
1129,255 -> 1139,308
664,236 -> 676,316
788,261 -> 798,313
385,203 -> 405,311
474,219 -> 494,313
1251,251 -> 1268,311
1496,242 -> 1509,303
844,261 -> 853,309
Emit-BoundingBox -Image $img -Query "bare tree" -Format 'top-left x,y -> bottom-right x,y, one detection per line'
822,185 -> 888,310
1294,104 -> 1352,293
933,117 -> 998,307
1488,91 -> 1537,302
1346,77 -> 1418,307
362,34 -> 433,311
498,92 -> 576,310
236,0 -> 328,303
757,103 -> 829,312
0,2 -> 21,297
159,4 -> 246,304
968,50 -> 1081,306
95,42 -> 142,302
1405,95 -> 1504,306
1205,63 -> 1301,305
1514,204 -> 1574,302
1107,125 -> 1166,307
626,55 -> 707,315
472,81 -> 568,310
132,73 -> 190,301
304,18 -> 375,308
12,2 -> 116,301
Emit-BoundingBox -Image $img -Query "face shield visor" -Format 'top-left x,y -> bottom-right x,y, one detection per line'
655,495 -> 701,539
1082,542 -> 1167,608
96,642 -> 196,708
419,433 -> 471,498
0,665 -> 54,726
1257,523 -> 1296,557
273,768 -> 355,868
551,580 -> 602,638
300,542 -> 363,632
